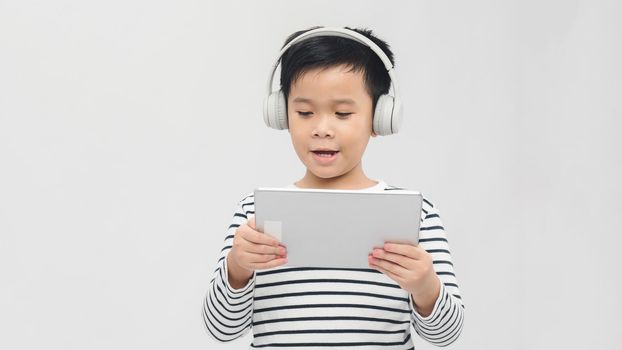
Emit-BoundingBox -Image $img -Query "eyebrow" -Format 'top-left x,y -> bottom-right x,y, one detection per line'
292,97 -> 357,105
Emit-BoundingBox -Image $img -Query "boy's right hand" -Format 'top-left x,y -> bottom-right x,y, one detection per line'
227,217 -> 288,288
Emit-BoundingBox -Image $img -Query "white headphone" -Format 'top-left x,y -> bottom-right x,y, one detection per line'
263,27 -> 403,136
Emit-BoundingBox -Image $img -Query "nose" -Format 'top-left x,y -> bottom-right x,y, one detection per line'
312,115 -> 334,138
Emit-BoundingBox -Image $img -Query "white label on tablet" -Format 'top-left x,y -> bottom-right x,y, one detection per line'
264,220 -> 282,242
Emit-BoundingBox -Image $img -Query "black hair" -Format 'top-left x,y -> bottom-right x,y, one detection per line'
279,26 -> 395,113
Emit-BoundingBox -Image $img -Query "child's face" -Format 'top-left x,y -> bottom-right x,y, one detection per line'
287,64 -> 376,182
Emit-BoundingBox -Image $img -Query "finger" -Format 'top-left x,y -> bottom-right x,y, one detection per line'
371,248 -> 414,270
262,231 -> 283,244
248,253 -> 280,264
245,218 -> 283,245
252,257 -> 288,270
241,227 -> 281,247
383,242 -> 425,260
368,255 -> 403,282
245,242 -> 287,256
368,254 -> 408,278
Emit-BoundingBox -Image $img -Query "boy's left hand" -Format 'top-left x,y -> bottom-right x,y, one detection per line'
368,242 -> 441,317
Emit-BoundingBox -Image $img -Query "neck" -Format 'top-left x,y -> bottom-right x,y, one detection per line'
295,164 -> 378,190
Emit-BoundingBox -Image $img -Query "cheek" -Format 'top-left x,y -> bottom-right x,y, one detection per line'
290,131 -> 308,155
342,126 -> 371,151
353,137 -> 370,154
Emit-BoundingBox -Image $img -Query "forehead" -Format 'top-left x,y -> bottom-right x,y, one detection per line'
289,65 -> 370,105
292,96 -> 356,105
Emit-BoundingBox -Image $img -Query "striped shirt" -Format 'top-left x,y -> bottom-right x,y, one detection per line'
202,180 -> 464,349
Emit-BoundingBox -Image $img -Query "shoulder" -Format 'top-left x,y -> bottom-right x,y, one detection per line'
383,183 -> 437,214
228,191 -> 255,218
237,191 -> 255,209
238,191 -> 254,204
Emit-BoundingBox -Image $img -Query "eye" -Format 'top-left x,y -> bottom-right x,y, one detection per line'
336,112 -> 353,118
297,111 -> 312,117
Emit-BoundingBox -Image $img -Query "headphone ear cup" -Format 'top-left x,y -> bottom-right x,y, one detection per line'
263,93 -> 273,128
264,90 -> 288,130
391,97 -> 403,134
373,94 -> 394,136
275,90 -> 288,129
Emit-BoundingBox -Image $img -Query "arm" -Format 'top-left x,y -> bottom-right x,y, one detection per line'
201,197 -> 256,342
409,198 -> 464,346
368,196 -> 464,347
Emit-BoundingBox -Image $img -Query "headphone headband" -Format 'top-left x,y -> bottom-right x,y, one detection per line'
263,26 -> 403,136
266,27 -> 399,98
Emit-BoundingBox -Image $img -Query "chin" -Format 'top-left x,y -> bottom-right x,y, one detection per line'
309,167 -> 344,179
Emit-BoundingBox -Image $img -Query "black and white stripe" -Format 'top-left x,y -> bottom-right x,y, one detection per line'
203,183 -> 464,348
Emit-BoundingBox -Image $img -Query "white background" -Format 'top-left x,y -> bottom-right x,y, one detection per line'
1,0 -> 620,349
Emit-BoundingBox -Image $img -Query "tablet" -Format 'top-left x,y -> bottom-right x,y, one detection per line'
254,187 -> 423,269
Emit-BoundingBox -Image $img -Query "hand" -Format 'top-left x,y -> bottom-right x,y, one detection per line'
227,217 -> 288,288
368,242 -> 441,316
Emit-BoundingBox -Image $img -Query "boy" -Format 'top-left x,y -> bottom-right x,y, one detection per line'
202,26 -> 464,349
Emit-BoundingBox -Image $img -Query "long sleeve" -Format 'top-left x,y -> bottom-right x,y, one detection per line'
202,193 -> 256,342
409,196 -> 465,346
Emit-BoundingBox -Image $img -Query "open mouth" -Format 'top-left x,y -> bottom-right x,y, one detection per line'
312,150 -> 339,158
311,150 -> 339,164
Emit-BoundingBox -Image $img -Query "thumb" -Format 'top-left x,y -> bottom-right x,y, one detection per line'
248,216 -> 256,229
